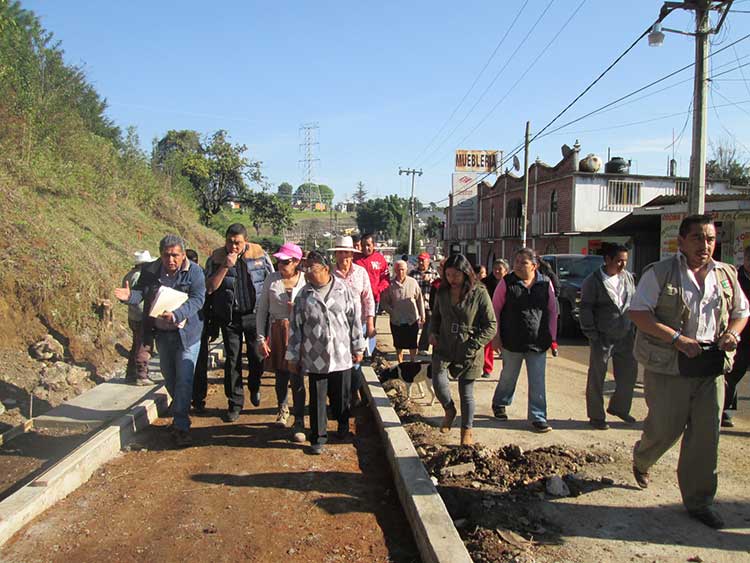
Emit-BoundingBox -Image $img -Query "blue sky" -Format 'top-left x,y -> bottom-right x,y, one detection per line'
24,0 -> 750,203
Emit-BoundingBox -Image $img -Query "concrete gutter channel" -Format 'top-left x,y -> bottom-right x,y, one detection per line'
362,366 -> 473,563
0,351 -> 470,563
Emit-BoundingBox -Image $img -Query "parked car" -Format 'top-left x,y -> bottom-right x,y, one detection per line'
542,254 -> 604,336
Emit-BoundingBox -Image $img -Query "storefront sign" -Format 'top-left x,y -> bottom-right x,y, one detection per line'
455,150 -> 500,173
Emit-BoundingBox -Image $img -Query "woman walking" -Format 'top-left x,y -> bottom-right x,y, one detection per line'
429,254 -> 496,445
256,243 -> 307,442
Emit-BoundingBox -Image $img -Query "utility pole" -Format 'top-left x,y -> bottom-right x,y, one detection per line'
399,167 -> 423,255
650,1 -> 735,215
689,1 -> 710,215
521,121 -> 530,248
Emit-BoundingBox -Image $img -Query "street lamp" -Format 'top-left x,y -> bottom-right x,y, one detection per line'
649,1 -> 734,215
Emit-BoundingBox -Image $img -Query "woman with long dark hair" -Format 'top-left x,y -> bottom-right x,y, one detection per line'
429,254 -> 496,445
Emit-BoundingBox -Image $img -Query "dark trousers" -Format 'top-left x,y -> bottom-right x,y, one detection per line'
127,319 -> 151,381
192,325 -> 211,407
585,330 -> 638,421
308,370 -> 350,445
725,343 -> 750,413
275,369 -> 306,418
222,312 -> 264,411
418,310 -> 432,351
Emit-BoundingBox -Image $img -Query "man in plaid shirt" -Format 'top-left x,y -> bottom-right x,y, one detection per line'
410,252 -> 439,353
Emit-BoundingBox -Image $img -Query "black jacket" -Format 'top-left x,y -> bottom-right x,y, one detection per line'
499,272 -> 554,353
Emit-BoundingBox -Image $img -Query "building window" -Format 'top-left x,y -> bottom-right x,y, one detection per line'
601,180 -> 642,211
550,190 -> 558,212
507,198 -> 522,217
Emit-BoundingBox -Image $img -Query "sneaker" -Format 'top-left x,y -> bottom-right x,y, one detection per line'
250,391 -> 261,407
275,406 -> 290,428
135,378 -> 155,386
173,429 -> 193,448
225,409 -> 240,423
721,412 -> 735,428
688,508 -> 724,529
492,405 -> 508,420
589,419 -> 610,430
481,372 -> 491,379
310,443 -> 324,455
606,408 -> 636,424
291,424 -> 306,443
532,421 -> 552,433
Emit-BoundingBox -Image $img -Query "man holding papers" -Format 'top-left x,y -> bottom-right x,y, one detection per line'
115,234 -> 205,448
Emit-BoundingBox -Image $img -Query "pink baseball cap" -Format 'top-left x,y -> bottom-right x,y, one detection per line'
273,242 -> 303,261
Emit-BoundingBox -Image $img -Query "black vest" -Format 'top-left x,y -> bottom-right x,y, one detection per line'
500,272 -> 552,353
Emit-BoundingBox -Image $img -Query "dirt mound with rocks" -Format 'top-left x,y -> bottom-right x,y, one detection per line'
379,374 -> 616,563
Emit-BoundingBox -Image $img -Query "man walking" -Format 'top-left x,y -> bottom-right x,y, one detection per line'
579,243 -> 637,430
115,235 -> 205,447
286,251 -> 365,455
355,233 -> 390,317
722,244 -> 750,428
122,250 -> 154,386
409,252 -> 438,353
206,223 -> 274,422
629,214 -> 748,529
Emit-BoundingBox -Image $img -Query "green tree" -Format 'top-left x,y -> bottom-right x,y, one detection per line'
353,181 -> 367,205
423,215 -> 444,240
152,129 -> 201,176
707,139 -> 750,187
318,184 -> 334,206
243,191 -> 295,237
356,195 -> 410,241
277,182 -> 293,200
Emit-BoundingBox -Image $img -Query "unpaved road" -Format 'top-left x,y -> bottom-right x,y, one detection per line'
1,373 -> 419,563
375,316 -> 750,563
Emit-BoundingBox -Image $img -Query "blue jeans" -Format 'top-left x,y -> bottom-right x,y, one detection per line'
155,332 -> 201,431
492,349 -> 548,423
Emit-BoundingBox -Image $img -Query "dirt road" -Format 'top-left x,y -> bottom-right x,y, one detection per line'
1,373 -> 419,563
375,317 -> 750,563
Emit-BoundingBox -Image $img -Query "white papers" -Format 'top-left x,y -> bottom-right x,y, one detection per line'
148,286 -> 188,318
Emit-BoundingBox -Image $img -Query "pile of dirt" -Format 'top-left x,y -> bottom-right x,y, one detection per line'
379,370 -> 616,563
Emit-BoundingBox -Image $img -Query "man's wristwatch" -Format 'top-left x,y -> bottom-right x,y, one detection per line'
671,330 -> 682,345
725,329 -> 741,342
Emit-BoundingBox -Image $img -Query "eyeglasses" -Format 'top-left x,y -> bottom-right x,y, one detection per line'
277,259 -> 294,265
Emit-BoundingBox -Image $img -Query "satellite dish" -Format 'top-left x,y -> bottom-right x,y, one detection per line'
512,155 -> 521,172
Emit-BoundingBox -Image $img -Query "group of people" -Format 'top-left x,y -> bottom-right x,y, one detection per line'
116,213 -> 747,529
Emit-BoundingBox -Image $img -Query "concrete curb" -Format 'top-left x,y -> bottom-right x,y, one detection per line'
0,386 -> 169,547
362,366 -> 472,563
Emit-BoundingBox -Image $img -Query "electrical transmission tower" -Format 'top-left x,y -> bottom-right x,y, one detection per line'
299,122 -> 321,208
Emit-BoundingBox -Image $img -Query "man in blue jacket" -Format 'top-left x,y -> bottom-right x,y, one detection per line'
115,234 -> 205,447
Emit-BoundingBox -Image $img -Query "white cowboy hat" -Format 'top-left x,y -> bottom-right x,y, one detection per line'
329,235 -> 361,253
134,250 -> 154,264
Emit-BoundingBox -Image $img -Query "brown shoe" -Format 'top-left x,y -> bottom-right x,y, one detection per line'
460,427 -> 474,446
441,403 -> 457,433
633,464 -> 649,489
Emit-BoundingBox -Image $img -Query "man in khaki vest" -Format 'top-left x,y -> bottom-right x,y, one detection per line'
629,214 -> 748,529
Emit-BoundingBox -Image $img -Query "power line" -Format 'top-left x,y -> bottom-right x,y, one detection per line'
431,32 -> 750,206
412,0 -> 530,164
451,0 -> 589,152
416,0 -> 557,168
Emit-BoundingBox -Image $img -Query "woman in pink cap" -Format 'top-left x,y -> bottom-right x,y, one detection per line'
256,242 -> 307,441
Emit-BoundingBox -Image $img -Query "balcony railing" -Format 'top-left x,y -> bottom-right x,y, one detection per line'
501,217 -> 522,237
443,223 -> 475,240
477,222 -> 493,239
531,211 -> 558,235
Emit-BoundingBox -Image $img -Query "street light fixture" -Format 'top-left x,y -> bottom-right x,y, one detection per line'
649,1 -> 734,215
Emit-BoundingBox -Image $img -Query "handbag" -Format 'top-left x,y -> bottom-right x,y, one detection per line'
677,343 -> 726,378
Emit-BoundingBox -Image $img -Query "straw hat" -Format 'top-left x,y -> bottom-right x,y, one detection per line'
329,236 -> 361,253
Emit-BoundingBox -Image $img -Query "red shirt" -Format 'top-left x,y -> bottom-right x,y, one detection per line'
355,251 -> 390,302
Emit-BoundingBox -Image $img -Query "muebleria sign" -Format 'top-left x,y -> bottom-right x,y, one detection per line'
455,149 -> 499,173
